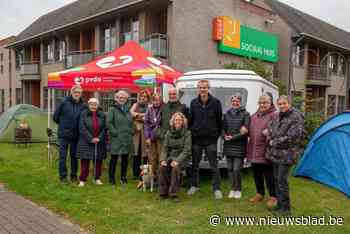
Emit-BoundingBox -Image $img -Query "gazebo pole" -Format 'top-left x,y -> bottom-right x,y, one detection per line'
47,88 -> 51,165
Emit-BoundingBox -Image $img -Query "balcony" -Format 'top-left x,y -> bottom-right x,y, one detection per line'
20,62 -> 41,80
140,33 -> 168,59
306,64 -> 331,87
65,50 -> 96,68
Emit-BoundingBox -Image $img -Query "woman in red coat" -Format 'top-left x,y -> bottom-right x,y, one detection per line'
246,94 -> 277,208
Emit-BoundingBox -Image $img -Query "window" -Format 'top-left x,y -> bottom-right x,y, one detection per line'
0,65 -> 3,74
328,54 -> 338,74
337,56 -> 346,76
43,41 -> 54,63
100,23 -> 116,53
327,95 -> 336,117
15,50 -> 23,70
0,53 -> 3,61
54,40 -> 66,61
120,16 -> 139,45
337,96 -> 345,113
43,87 -> 48,111
0,89 -> 4,112
100,92 -> 114,112
16,88 -> 22,104
292,45 -> 304,66
54,89 -> 67,109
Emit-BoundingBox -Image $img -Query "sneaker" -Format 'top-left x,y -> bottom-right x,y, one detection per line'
233,191 -> 242,199
266,196 -> 278,208
78,181 -> 85,187
70,176 -> 78,184
228,190 -> 235,199
187,186 -> 199,196
95,179 -> 103,185
214,190 -> 223,200
249,193 -> 264,203
120,177 -> 128,185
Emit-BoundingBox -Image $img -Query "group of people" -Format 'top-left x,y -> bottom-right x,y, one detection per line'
53,79 -> 304,216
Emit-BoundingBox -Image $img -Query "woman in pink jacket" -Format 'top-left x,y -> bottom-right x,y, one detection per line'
246,94 -> 277,208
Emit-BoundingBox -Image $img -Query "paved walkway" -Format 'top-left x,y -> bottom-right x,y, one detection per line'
0,184 -> 87,234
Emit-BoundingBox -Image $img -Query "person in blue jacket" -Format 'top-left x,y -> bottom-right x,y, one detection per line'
53,85 -> 86,183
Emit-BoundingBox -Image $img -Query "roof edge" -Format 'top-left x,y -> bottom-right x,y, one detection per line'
7,0 -> 144,47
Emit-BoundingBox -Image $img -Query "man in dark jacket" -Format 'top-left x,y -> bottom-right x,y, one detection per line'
266,95 -> 304,216
187,80 -> 223,199
157,87 -> 188,142
223,94 -> 250,199
53,85 -> 85,183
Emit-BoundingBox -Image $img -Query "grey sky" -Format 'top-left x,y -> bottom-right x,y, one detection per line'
1,0 -> 350,39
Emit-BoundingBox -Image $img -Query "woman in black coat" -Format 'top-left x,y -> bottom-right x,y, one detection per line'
223,94 -> 250,199
77,98 -> 107,187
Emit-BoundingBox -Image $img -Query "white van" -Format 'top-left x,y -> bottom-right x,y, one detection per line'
163,69 -> 279,169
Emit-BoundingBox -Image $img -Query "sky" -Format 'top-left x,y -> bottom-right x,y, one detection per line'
1,0 -> 350,39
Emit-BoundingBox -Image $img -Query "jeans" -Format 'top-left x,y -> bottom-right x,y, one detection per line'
191,144 -> 221,191
227,157 -> 243,191
273,163 -> 291,211
58,138 -> 78,180
109,154 -> 128,183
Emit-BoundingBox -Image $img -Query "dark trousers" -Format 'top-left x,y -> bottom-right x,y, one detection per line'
159,162 -> 181,197
191,144 -> 221,191
109,154 -> 128,183
252,163 -> 276,197
58,138 -> 78,180
79,159 -> 102,181
132,141 -> 147,178
273,163 -> 291,211
227,157 -> 243,191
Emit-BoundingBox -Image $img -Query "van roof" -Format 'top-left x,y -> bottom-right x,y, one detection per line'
184,69 -> 257,76
178,69 -> 278,89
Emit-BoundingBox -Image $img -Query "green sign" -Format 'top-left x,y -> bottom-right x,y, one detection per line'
215,17 -> 279,63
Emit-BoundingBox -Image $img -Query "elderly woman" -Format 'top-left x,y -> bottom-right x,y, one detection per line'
247,94 -> 277,208
222,94 -> 250,199
131,90 -> 151,179
108,90 -> 134,185
76,98 -> 107,187
159,112 -> 191,202
144,93 -> 163,181
266,95 -> 304,216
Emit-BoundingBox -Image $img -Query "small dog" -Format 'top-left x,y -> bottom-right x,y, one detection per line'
139,164 -> 154,192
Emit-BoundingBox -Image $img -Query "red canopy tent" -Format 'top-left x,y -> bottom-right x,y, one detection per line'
48,41 -> 182,92
46,41 -> 183,163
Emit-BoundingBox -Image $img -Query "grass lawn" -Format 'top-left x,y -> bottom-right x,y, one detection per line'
0,143 -> 349,234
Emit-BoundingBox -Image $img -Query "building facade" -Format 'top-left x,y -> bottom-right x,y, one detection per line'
0,36 -> 21,113
3,0 -> 350,118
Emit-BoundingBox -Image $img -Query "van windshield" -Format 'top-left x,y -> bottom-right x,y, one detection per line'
179,88 -> 248,113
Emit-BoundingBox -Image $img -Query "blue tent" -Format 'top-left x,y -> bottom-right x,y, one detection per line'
294,111 -> 350,197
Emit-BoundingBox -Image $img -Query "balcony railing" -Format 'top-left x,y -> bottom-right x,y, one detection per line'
65,50 -> 96,68
140,33 -> 168,59
306,64 -> 331,86
20,62 -> 41,80
20,62 -> 40,75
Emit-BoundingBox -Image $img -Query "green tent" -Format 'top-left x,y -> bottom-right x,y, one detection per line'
0,104 -> 57,143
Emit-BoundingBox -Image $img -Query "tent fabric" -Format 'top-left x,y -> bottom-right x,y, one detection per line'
48,41 -> 183,91
0,104 -> 57,143
294,111 -> 350,197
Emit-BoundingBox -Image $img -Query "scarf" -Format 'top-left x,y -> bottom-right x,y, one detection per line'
92,111 -> 99,137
